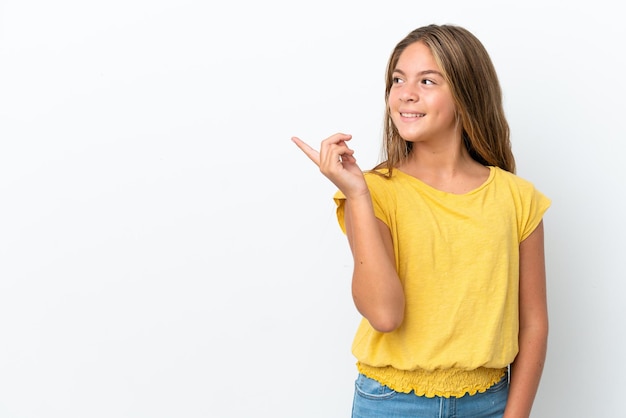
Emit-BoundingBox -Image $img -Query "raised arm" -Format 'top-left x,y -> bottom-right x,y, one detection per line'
504,220 -> 549,418
344,195 -> 405,332
292,134 -> 405,332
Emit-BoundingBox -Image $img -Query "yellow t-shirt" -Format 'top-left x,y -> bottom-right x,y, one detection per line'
334,166 -> 551,397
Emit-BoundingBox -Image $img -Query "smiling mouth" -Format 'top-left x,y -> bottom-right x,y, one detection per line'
400,113 -> 425,118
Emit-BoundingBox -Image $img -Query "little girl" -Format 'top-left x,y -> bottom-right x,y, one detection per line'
292,24 -> 550,418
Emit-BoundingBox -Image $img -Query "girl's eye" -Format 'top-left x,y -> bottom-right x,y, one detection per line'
392,77 -> 403,84
422,79 -> 435,85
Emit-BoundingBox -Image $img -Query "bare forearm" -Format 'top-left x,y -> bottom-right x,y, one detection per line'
345,195 -> 404,332
504,324 -> 548,418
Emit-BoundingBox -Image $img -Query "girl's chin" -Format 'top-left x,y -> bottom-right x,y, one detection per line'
397,132 -> 423,143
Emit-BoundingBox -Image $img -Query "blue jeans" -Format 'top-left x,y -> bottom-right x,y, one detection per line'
351,372 -> 509,418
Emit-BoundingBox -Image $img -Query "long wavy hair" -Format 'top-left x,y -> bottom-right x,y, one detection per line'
374,24 -> 515,174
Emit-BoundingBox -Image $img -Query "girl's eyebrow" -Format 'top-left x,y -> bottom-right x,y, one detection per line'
393,68 -> 444,77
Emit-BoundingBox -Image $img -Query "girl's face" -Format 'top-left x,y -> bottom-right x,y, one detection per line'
388,41 -> 459,145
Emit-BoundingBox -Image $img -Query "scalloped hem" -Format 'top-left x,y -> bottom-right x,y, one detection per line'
357,362 -> 506,398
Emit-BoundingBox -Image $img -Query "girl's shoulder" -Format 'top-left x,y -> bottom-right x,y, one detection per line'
363,168 -> 393,185
492,166 -> 541,191
492,167 -> 551,212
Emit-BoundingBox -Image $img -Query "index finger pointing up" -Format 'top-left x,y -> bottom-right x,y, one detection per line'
291,136 -> 321,167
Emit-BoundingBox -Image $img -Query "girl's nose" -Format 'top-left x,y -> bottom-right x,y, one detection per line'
400,86 -> 418,102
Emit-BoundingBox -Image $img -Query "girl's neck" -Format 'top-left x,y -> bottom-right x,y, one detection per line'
398,143 -> 489,194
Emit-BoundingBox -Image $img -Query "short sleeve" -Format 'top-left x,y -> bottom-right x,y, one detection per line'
333,190 -> 348,234
519,185 -> 551,242
333,172 -> 392,235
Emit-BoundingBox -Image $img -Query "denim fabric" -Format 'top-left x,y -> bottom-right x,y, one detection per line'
351,372 -> 508,418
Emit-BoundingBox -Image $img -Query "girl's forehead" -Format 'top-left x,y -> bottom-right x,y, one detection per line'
395,42 -> 440,72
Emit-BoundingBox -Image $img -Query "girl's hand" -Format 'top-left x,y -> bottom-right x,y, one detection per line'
291,133 -> 368,198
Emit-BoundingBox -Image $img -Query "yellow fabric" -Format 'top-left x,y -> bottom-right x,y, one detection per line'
357,363 -> 506,398
334,166 -> 551,397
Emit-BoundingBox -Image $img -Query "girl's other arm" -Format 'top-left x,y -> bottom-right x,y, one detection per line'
504,221 -> 549,418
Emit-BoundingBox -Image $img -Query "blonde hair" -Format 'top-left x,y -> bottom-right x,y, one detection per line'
375,24 -> 516,174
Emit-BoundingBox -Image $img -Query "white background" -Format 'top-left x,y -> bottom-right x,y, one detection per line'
1,1 -> 624,417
